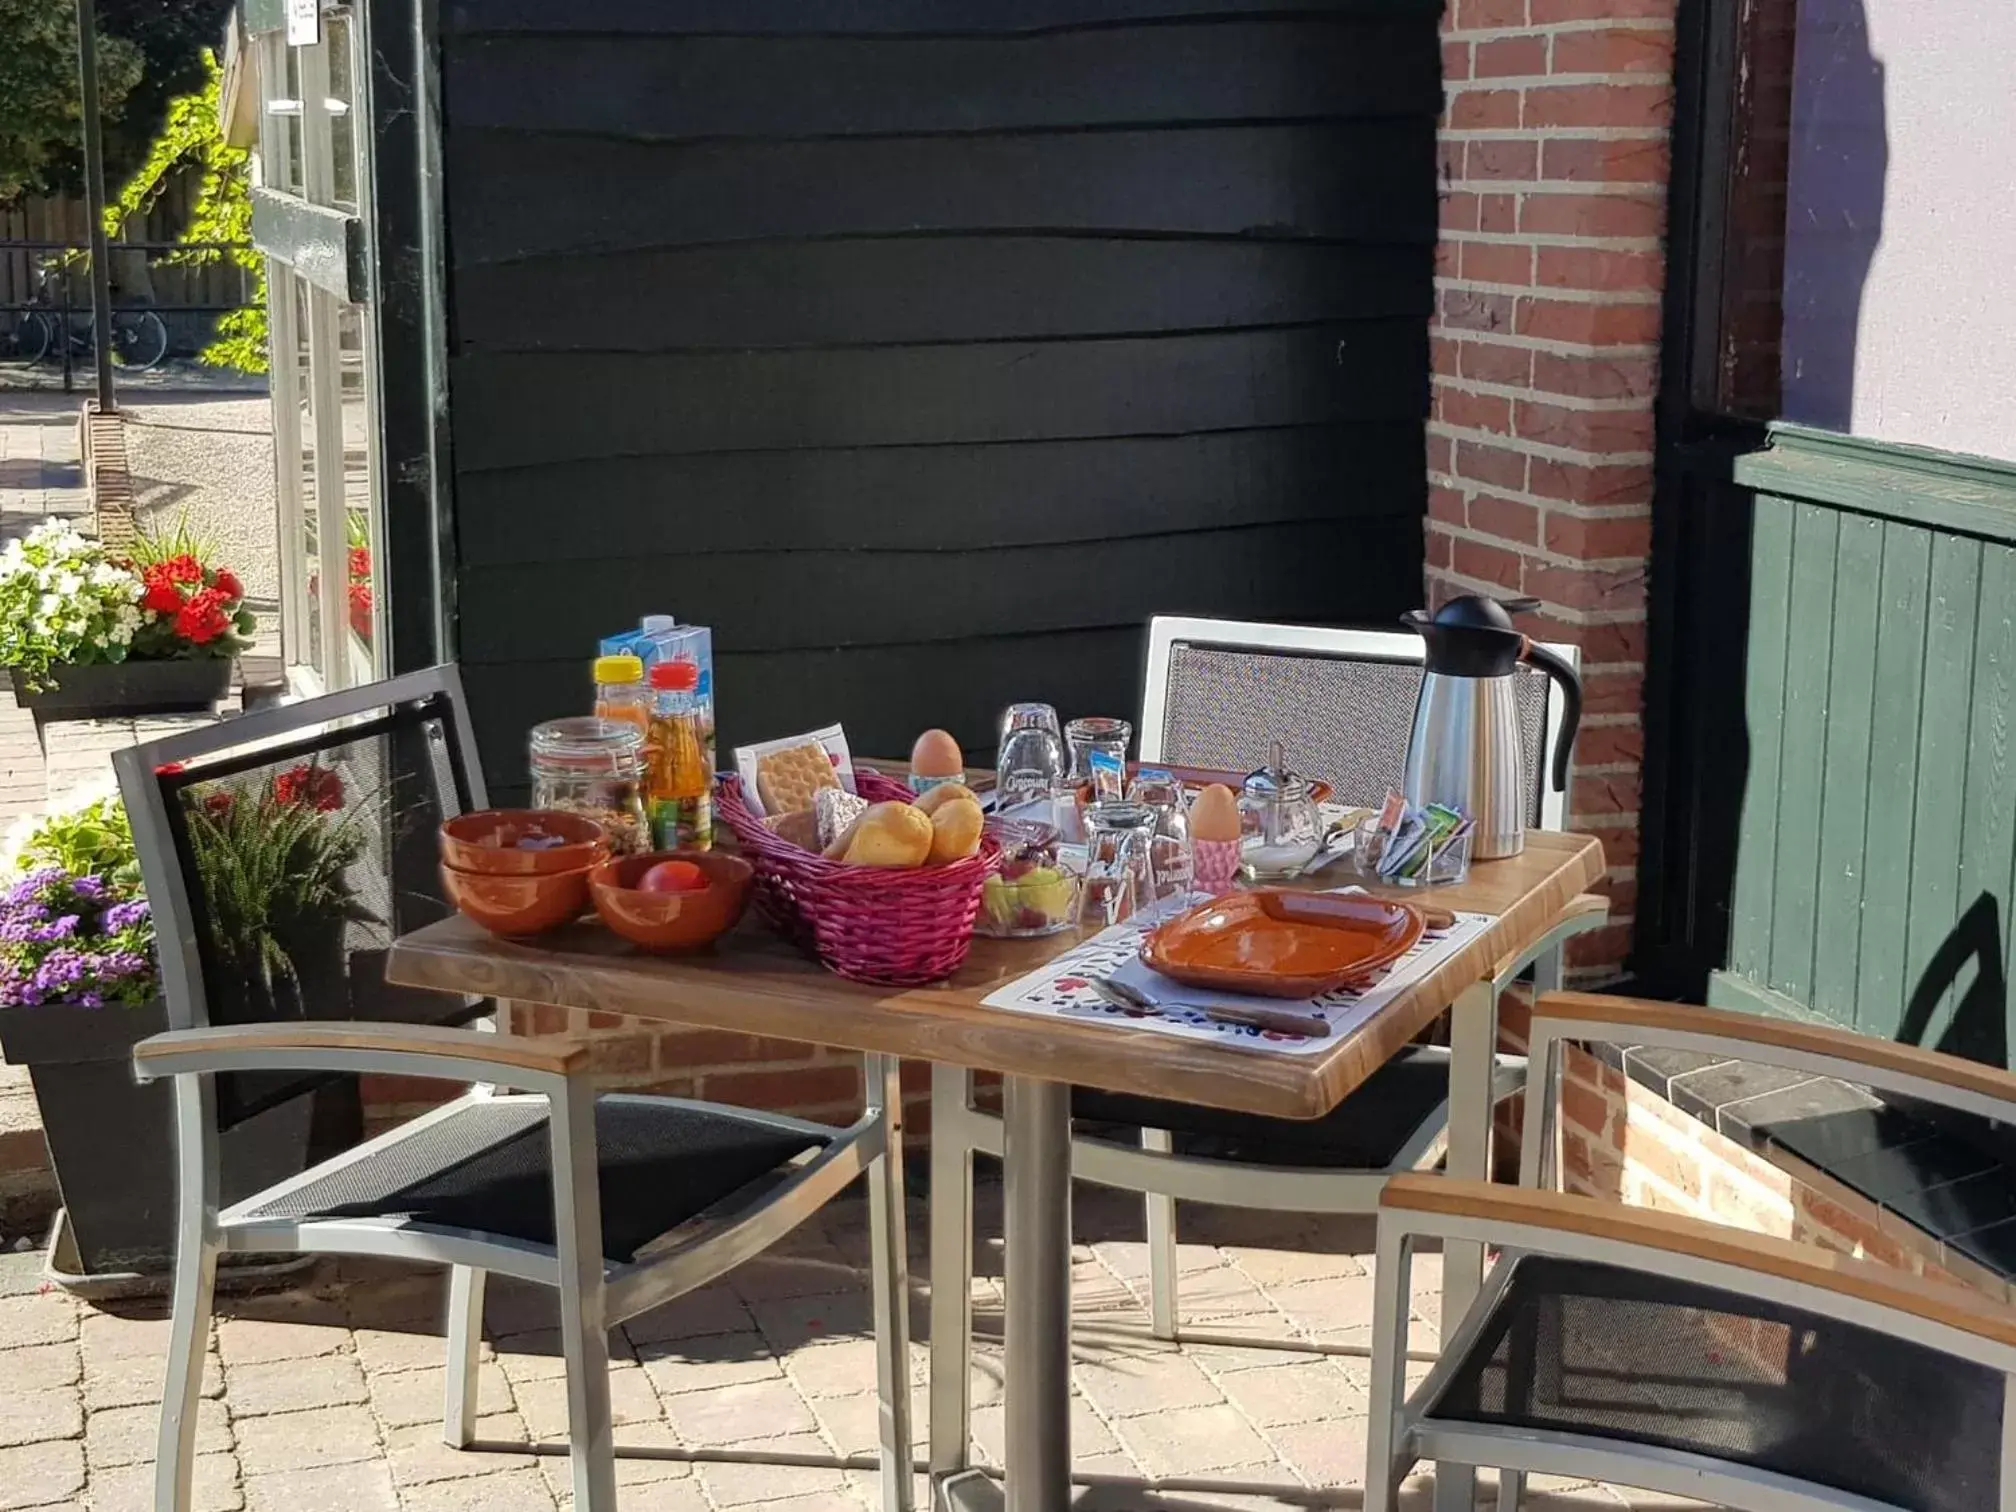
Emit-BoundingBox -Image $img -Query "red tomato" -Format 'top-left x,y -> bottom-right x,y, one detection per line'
638,859 -> 708,894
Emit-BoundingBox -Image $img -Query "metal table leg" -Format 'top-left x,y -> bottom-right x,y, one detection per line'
1002,1075 -> 1073,1512
1435,977 -> 1495,1512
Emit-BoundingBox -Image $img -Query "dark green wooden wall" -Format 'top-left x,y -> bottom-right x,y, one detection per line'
1710,431 -> 2016,1066
433,0 -> 1441,797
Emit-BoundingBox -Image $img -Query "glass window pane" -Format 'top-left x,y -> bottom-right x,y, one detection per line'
338,302 -> 379,678
294,275 -> 324,677
326,13 -> 358,212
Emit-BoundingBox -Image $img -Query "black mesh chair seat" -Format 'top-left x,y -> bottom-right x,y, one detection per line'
1427,1254 -> 2002,1512
241,1097 -> 827,1264
1072,1046 -> 1462,1169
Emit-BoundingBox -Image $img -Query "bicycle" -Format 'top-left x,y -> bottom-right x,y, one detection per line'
7,255 -> 170,372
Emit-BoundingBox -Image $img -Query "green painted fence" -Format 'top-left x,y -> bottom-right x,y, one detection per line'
1710,428 -> 2016,1065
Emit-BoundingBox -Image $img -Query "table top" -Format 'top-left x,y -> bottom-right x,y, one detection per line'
389,830 -> 1602,1119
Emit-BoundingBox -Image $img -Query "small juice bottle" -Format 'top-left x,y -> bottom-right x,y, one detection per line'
646,658 -> 712,850
592,654 -> 649,733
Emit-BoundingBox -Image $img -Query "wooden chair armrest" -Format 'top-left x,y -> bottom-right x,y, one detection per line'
1489,892 -> 1610,983
132,1022 -> 591,1081
1532,990 -> 2016,1112
1383,1174 -> 2016,1353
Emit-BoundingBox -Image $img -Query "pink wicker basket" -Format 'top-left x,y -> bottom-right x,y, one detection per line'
715,769 -> 1000,985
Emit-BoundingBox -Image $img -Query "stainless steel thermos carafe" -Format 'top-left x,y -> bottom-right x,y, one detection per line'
1400,595 -> 1582,860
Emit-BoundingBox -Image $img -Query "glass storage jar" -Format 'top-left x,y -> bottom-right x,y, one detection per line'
529,716 -> 649,855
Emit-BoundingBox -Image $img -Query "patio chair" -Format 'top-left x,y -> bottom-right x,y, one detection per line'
929,615 -> 1607,1475
1366,988 -> 2016,1511
116,668 -> 914,1512
1365,1173 -> 2016,1512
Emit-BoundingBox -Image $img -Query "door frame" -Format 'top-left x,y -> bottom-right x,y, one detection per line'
241,0 -> 452,685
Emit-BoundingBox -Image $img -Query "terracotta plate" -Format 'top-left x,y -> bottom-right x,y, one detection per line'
1140,890 -> 1424,999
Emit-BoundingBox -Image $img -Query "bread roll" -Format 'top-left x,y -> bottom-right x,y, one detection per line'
914,781 -> 981,818
926,797 -> 985,863
840,801 -> 935,868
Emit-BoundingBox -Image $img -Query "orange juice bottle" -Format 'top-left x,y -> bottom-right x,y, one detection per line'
592,654 -> 649,733
646,658 -> 712,849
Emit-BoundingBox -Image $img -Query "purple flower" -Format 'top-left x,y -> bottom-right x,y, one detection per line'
0,863 -> 158,1009
97,950 -> 150,979
102,900 -> 149,932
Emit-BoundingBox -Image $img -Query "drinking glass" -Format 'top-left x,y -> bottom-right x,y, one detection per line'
1000,702 -> 1064,744
995,703 -> 1067,820
1066,717 -> 1132,802
1078,799 -> 1158,927
1128,770 -> 1193,901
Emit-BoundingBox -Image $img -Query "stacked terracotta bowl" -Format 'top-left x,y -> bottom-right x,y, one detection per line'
438,809 -> 608,936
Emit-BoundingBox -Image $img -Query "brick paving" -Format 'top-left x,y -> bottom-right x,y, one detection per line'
0,1177 -> 1691,1511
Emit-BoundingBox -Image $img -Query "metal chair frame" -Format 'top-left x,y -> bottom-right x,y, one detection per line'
1366,1184 -> 2016,1512
928,617 -> 1608,1485
1369,989 -> 2016,1512
118,668 -> 914,1512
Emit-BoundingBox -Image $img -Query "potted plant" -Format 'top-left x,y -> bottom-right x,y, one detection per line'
0,519 -> 257,718
183,758 -> 376,1028
0,781 -> 362,1286
0,793 -> 184,1278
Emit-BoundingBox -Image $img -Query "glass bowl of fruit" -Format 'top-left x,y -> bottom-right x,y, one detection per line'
975,819 -> 1079,938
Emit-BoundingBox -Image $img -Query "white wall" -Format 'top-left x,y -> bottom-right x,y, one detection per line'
1780,0 -> 2016,464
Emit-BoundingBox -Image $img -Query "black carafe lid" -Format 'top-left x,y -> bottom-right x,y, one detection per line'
1402,594 -> 1538,677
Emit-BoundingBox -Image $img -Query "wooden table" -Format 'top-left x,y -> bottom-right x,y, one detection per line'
387,829 -> 1603,1511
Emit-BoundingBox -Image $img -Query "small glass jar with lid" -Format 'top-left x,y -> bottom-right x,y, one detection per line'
1236,745 -> 1323,880
529,716 -> 648,855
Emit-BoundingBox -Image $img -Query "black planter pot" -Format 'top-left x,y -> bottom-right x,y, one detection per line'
8,657 -> 233,720
0,991 -> 360,1280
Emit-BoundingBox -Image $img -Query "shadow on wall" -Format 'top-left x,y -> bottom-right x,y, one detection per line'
1778,0 -> 1888,430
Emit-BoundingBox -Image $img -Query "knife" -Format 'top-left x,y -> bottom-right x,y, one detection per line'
1090,975 -> 1331,1039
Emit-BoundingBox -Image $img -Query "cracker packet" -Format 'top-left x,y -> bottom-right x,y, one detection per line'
733,725 -> 856,818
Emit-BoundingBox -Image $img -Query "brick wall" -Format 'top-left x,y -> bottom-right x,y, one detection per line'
1431,0 -> 1677,978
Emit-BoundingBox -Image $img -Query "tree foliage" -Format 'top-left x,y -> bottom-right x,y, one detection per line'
0,0 -> 232,202
94,0 -> 235,182
106,49 -> 265,373
0,0 -> 145,202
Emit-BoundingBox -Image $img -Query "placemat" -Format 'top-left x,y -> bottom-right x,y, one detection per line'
980,893 -> 1496,1056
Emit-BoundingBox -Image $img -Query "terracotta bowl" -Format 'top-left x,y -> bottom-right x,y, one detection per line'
440,809 -> 608,876
441,860 -> 593,937
589,851 -> 754,952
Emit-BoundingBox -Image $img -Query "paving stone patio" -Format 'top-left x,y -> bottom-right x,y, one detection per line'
0,1174 -> 1697,1511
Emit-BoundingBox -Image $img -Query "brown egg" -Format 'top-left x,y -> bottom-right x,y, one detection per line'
1189,782 -> 1241,844
910,728 -> 965,780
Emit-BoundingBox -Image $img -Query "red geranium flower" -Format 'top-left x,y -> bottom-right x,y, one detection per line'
213,568 -> 243,602
274,762 -> 345,812
142,580 -> 183,615
201,789 -> 235,819
347,546 -> 370,582
165,553 -> 203,585
173,586 -> 232,645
